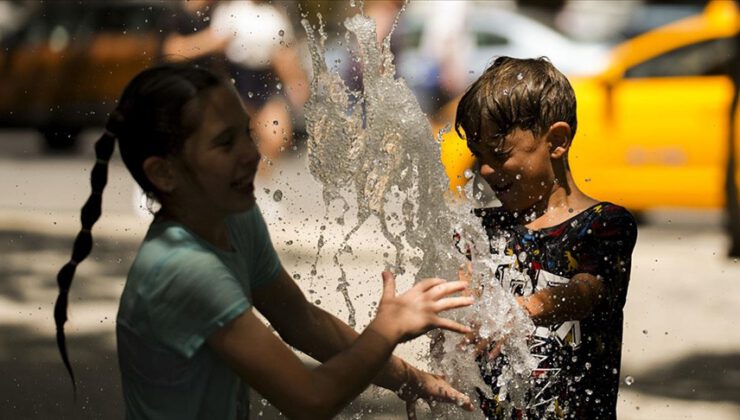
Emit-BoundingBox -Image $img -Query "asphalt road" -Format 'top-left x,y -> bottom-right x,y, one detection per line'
1,130 -> 739,419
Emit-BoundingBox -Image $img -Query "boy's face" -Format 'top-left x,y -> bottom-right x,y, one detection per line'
469,119 -> 557,212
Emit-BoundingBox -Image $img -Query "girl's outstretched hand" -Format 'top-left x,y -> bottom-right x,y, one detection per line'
371,271 -> 474,344
397,368 -> 474,416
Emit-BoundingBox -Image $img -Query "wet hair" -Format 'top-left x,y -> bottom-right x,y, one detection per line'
54,63 -> 223,395
455,56 -> 577,148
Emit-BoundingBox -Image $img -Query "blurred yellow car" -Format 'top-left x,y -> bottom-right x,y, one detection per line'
437,0 -> 740,211
0,2 -> 178,149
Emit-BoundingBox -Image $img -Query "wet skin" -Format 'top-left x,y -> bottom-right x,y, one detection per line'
468,119 -> 557,214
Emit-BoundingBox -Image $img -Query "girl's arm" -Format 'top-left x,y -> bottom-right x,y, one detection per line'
252,269 -> 471,407
208,272 -> 473,419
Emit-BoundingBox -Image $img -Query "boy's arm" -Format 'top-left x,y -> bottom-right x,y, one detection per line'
516,273 -> 604,326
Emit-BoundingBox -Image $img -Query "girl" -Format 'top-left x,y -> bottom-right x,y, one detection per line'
54,63 -> 474,419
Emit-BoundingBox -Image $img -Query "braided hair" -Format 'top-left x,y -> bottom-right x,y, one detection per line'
54,63 -> 222,396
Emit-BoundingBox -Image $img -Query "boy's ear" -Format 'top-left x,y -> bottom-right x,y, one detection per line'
546,122 -> 572,159
142,156 -> 177,194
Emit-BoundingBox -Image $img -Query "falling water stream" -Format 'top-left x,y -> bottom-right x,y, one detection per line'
301,4 -> 536,416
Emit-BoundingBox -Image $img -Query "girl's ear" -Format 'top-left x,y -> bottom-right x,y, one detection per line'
547,122 -> 572,159
142,156 -> 177,194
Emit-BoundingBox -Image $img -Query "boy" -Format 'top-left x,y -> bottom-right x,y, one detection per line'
455,56 -> 638,419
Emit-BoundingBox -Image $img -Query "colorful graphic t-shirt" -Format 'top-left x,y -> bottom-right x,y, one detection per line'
475,202 -> 637,419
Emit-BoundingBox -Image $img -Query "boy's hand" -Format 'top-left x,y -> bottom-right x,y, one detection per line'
458,262 -> 474,289
458,326 -> 504,362
397,367 -> 474,418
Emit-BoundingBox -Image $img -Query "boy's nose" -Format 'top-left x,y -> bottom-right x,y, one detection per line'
479,163 -> 495,176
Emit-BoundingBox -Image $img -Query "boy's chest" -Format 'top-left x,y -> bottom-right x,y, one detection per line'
494,225 -> 588,295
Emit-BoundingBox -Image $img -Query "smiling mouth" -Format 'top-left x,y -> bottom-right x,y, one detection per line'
232,177 -> 254,192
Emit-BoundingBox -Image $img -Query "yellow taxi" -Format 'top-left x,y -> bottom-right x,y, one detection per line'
0,2 -> 178,149
437,0 -> 740,211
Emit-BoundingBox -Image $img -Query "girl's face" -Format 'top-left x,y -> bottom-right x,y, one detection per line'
171,84 -> 261,218
469,119 -> 556,212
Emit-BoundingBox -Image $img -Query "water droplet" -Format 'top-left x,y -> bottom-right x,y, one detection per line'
272,190 -> 283,202
272,120 -> 279,126
292,273 -> 301,280
625,376 -> 635,386
515,174 -> 522,180
516,73 -> 523,80
278,29 -> 285,37
463,169 -> 474,179
247,91 -> 254,98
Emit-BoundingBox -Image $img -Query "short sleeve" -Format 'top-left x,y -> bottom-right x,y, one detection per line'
145,251 -> 249,358
230,206 -> 282,290
577,205 -> 638,308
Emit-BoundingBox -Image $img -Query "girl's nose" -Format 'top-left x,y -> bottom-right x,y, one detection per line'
238,136 -> 261,164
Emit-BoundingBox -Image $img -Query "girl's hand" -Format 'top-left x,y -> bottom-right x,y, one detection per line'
371,271 -> 473,344
397,367 -> 474,417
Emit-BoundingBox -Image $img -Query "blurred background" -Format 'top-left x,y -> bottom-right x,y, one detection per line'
1,0 -> 739,419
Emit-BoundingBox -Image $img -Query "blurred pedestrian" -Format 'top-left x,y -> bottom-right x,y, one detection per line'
211,0 -> 310,171
726,0 -> 740,257
401,0 -> 473,115
159,0 -> 310,172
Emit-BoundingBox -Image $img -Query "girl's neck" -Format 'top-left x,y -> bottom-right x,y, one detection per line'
157,206 -> 232,251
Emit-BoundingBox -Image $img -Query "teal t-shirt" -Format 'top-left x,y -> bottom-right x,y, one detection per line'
116,206 -> 282,420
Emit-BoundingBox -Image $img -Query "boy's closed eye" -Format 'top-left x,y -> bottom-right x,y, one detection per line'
211,128 -> 237,150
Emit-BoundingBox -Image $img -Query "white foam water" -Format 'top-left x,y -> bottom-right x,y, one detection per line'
302,8 -> 537,416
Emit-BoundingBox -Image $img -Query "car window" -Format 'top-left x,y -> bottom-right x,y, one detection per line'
475,31 -> 509,47
625,37 -> 736,78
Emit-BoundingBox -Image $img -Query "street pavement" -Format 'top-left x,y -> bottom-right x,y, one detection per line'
1,130 -> 739,419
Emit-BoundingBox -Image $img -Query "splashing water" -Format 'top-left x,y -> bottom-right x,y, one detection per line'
302,8 -> 536,416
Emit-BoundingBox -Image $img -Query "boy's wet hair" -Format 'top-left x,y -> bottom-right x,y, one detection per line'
455,56 -> 577,148
54,63 -> 224,396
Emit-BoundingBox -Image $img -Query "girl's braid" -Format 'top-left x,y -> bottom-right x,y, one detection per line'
53,112 -> 121,398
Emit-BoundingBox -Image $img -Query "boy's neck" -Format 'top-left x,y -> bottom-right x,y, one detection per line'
523,172 -> 598,231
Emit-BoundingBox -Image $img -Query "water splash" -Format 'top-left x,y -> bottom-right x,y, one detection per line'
302,8 -> 536,416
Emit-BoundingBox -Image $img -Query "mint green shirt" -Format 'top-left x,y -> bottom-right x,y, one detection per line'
117,206 -> 282,420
